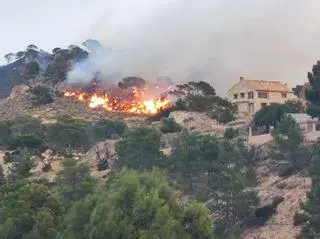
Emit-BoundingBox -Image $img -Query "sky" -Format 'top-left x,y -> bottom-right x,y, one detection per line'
1,0 -> 320,95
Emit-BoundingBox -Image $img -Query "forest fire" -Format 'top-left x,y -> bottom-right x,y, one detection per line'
63,85 -> 172,115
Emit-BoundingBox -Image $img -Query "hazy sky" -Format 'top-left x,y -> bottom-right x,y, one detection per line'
2,0 -> 320,94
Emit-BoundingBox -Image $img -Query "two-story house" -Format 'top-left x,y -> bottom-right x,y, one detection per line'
227,77 -> 296,117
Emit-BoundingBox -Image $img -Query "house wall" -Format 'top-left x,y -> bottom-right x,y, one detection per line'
227,81 -> 296,117
252,90 -> 296,113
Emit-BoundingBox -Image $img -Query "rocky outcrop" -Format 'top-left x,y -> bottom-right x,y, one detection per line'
169,111 -> 225,135
80,140 -> 117,180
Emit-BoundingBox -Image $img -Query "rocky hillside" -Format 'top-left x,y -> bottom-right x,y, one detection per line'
243,158 -> 311,239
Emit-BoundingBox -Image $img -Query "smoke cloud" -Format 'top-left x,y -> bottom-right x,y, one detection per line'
70,0 -> 320,95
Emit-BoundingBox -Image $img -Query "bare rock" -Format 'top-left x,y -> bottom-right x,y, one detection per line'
169,111 -> 224,134
9,84 -> 30,99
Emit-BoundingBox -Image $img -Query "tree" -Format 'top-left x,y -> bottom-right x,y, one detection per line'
55,158 -> 96,210
298,147 -> 320,238
252,101 -> 304,129
0,181 -> 62,239
7,134 -> 46,151
15,51 -> 25,59
170,81 -> 215,97
0,165 -> 5,185
59,169 -> 215,239
25,61 -> 40,78
7,148 -> 35,181
52,47 -> 61,54
31,86 -> 53,105
45,46 -> 88,83
9,116 -> 43,138
169,131 -> 258,236
306,60 -> 320,118
201,139 -> 259,236
197,135 -> 220,184
207,167 -> 259,236
0,121 -> 11,146
4,53 -> 14,63
45,49 -> 70,82
271,115 -> 310,176
115,127 -> 164,170
284,100 -> 305,113
45,119 -> 90,154
170,130 -> 201,191
272,115 -> 303,152
27,44 -> 38,51
68,45 -> 88,62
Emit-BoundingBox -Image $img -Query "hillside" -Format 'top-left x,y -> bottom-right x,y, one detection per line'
0,42 -> 319,239
0,49 -> 51,97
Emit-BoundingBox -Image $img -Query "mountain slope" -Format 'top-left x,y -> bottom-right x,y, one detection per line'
0,49 -> 52,98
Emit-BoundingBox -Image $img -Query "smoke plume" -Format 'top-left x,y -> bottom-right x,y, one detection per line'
69,0 -> 320,95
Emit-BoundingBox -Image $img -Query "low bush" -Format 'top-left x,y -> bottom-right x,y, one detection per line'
7,134 -> 46,151
294,212 -> 309,226
160,118 -> 182,133
208,106 -> 235,124
31,86 -> 53,105
93,119 -> 127,140
45,121 -> 91,153
224,127 -> 239,139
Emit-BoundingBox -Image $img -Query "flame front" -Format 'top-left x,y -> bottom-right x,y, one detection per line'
63,87 -> 171,115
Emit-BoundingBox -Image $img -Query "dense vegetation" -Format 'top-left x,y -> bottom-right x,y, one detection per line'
169,81 -> 237,123
2,43 -> 320,239
252,100 -> 305,130
0,113 -> 261,238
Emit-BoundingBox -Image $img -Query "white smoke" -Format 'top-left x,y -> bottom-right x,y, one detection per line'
69,0 -> 320,95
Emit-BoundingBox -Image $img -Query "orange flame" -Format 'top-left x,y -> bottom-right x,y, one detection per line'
63,87 -> 171,115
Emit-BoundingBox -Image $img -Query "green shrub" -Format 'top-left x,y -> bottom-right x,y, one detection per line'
278,165 -> 295,177
160,118 -> 182,133
9,116 -> 43,137
224,127 -> 239,139
45,122 -> 90,153
93,119 -> 127,140
7,134 -> 46,151
25,61 -> 40,78
0,122 -> 11,146
57,115 -> 86,124
294,212 -> 309,226
115,127 -> 163,170
6,148 -> 35,180
31,86 -> 53,105
208,107 -> 235,124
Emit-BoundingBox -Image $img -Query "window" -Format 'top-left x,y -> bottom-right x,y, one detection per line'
248,103 -> 254,113
248,92 -> 254,99
234,94 -> 238,99
281,92 -> 287,98
258,92 -> 268,99
261,103 -> 267,108
240,92 -> 245,98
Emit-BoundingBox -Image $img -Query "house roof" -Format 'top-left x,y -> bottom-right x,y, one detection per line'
228,77 -> 293,93
245,79 -> 292,92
